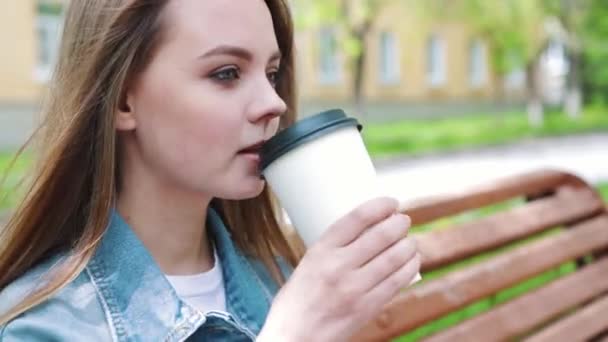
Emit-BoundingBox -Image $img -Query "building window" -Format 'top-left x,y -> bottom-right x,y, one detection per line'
469,39 -> 487,88
318,27 -> 341,84
504,51 -> 526,91
426,34 -> 446,87
35,2 -> 64,83
379,31 -> 400,84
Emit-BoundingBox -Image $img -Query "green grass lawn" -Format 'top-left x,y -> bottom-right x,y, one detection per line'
0,151 -> 32,212
599,183 -> 608,200
395,261 -> 576,342
363,107 -> 608,158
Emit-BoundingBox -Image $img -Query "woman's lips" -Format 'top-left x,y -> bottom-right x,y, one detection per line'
238,141 -> 264,154
238,141 -> 264,164
239,152 -> 261,163
239,141 -> 264,153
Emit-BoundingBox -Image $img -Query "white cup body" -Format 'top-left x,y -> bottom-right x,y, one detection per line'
263,126 -> 379,246
264,125 -> 422,284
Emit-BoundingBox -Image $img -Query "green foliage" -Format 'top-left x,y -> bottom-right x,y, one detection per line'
581,0 -> 608,104
363,107 -> 608,158
291,0 -> 401,105
292,0 -> 398,59
292,0 -> 608,105
420,0 -> 546,77
37,2 -> 63,16
416,0 -> 608,105
598,183 -> 608,200
0,152 -> 32,211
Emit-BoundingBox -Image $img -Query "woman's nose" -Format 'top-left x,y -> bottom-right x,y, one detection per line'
247,77 -> 287,124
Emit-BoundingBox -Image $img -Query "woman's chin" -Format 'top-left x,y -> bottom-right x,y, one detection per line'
224,177 -> 266,200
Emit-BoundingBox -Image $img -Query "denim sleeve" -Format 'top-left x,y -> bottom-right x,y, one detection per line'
0,270 -> 113,341
1,312 -> 111,342
0,299 -> 113,342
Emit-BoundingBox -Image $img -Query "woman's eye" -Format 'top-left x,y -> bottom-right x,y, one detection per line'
267,70 -> 280,87
210,66 -> 240,82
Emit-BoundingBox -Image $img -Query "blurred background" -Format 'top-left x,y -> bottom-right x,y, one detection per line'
1,0 -> 606,205
0,0 -> 607,340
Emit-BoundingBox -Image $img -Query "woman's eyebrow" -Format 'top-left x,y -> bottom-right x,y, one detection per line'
269,51 -> 282,64
198,45 -> 281,63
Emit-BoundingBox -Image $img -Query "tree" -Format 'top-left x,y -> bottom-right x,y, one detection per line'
579,0 -> 608,105
420,0 -> 549,126
540,0 -> 590,118
292,0 -> 397,116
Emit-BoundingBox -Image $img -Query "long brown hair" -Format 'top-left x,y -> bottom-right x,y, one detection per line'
0,0 -> 300,324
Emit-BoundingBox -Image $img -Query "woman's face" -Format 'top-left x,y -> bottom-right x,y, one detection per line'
118,0 -> 286,200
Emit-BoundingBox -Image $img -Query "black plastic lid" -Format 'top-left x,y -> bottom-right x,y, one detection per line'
260,109 -> 362,171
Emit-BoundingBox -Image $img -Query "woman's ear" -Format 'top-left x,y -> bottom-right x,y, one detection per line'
116,92 -> 137,131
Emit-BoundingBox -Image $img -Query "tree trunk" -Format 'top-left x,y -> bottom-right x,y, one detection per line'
492,73 -> 508,127
526,59 -> 544,127
565,50 -> 582,119
353,47 -> 366,118
350,9 -> 376,119
559,0 -> 583,118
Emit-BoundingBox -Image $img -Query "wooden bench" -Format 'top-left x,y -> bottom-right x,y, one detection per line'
286,169 -> 608,341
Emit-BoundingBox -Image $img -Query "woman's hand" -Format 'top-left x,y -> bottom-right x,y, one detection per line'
258,197 -> 420,342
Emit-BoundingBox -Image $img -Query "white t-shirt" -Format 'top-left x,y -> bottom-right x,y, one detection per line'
165,247 -> 227,314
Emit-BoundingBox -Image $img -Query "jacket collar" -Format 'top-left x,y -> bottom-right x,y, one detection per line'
86,207 -> 272,340
207,208 -> 273,333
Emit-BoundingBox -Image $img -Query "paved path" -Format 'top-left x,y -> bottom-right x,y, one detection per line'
0,105 -> 39,151
375,133 -> 608,203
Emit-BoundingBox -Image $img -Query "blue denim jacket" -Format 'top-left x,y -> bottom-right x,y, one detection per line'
0,208 -> 290,341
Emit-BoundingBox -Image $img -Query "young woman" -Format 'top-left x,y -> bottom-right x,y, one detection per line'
0,0 -> 420,340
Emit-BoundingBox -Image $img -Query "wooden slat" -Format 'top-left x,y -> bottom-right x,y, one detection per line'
416,187 -> 603,271
424,258 -> 608,341
283,170 -> 606,259
524,293 -> 608,342
355,215 -> 608,341
403,169 -> 598,225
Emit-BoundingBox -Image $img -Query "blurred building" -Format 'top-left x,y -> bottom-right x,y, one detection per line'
296,1 -> 527,118
0,0 -> 64,149
0,0 -> 528,121
0,1 -> 64,106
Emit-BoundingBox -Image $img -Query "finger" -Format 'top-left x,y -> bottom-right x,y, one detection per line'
344,213 -> 411,267
360,253 -> 421,312
355,237 -> 417,293
320,197 -> 399,248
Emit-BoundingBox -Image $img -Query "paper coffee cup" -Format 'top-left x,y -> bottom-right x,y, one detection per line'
260,109 -> 421,284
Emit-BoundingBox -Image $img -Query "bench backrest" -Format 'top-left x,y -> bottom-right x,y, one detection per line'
349,169 -> 608,341
282,169 -> 608,341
